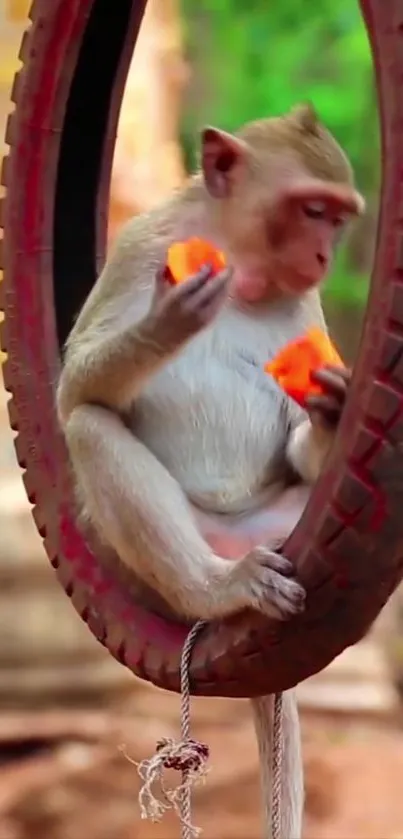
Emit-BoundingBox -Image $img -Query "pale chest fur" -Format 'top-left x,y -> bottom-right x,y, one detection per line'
130,299 -> 314,513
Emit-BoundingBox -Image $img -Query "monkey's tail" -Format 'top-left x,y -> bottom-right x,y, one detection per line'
250,690 -> 303,839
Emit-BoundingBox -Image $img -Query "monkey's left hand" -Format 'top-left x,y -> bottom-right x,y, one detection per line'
305,365 -> 351,429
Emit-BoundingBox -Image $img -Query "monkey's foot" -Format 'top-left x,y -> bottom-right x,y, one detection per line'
234,548 -> 306,619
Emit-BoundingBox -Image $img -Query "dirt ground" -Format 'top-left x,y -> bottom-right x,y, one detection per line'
1,691 -> 403,839
301,717 -> 403,838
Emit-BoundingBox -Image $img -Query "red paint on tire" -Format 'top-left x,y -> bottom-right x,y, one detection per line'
1,0 -> 403,698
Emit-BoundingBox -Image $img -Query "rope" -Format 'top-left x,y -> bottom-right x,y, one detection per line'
129,620 -> 284,839
177,620 -> 209,838
133,620 -> 209,839
271,692 -> 284,839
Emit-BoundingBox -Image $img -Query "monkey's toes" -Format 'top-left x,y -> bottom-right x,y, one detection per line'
270,577 -> 306,618
240,548 -> 306,619
251,548 -> 295,576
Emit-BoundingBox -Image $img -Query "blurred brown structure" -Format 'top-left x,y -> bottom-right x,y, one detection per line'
0,2 -> 403,838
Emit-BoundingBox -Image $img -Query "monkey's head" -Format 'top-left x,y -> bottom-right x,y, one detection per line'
200,103 -> 365,301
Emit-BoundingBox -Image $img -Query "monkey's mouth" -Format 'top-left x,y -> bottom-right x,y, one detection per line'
296,263 -> 329,288
299,276 -> 324,289
278,271 -> 321,295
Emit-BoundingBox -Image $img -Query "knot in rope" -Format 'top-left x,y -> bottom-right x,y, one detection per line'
156,737 -> 210,772
122,618 -> 284,839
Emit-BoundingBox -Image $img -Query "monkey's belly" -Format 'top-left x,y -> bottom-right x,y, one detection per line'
191,483 -> 311,559
135,367 -> 291,514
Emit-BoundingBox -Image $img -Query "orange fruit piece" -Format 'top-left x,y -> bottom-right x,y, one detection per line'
166,237 -> 226,284
264,327 -> 345,407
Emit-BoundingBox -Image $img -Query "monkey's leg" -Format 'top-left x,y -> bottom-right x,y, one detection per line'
65,404 -> 304,621
252,691 -> 303,839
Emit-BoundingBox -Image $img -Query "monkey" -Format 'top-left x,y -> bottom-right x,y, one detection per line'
56,102 -> 364,838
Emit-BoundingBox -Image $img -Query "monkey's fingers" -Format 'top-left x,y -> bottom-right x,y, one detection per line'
311,366 -> 350,403
308,411 -> 340,433
253,552 -> 295,577
191,267 -> 233,309
171,264 -> 215,298
154,264 -> 206,301
306,394 -> 341,415
307,396 -> 342,430
323,364 -> 352,383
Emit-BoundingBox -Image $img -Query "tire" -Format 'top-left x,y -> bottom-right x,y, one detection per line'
1,0 -> 403,698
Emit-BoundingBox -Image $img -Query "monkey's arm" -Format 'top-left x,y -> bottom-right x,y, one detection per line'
57,262 -> 233,421
286,366 -> 350,484
58,262 -> 213,420
58,319 -> 172,421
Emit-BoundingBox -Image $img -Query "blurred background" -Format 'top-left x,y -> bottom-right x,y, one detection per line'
0,1 -> 402,837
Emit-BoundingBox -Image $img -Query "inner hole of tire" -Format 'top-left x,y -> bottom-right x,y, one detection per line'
53,0 -> 135,350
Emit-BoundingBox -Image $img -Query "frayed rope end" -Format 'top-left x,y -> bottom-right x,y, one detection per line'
120,736 -> 210,838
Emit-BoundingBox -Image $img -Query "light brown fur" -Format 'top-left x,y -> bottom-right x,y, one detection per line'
56,103 -> 364,838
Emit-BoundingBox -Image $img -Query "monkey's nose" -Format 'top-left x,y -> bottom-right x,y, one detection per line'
316,252 -> 328,268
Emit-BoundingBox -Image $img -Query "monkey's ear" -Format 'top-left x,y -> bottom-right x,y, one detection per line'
289,102 -> 319,135
201,127 -> 249,198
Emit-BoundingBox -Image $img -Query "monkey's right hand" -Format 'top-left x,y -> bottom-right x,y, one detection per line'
147,263 -> 233,349
231,547 -> 306,620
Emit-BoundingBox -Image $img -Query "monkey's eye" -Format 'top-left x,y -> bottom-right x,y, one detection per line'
302,201 -> 326,219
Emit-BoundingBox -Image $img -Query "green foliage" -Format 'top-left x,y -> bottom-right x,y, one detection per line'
324,253 -> 368,307
180,0 -> 379,307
